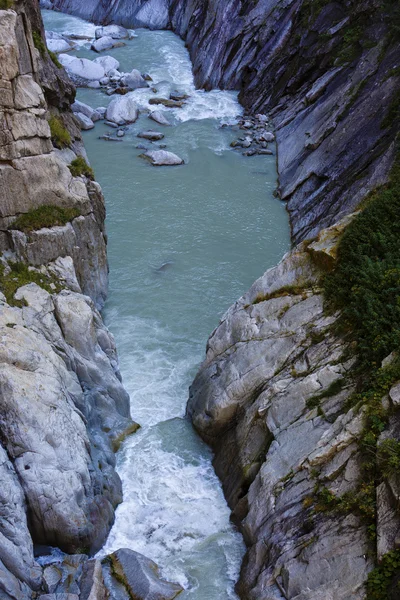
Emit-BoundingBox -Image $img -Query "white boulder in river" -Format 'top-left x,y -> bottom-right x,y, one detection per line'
141,150 -> 184,166
58,54 -> 105,86
106,94 -> 139,125
149,110 -> 171,126
45,31 -> 73,54
91,36 -> 125,53
95,24 -> 129,39
93,55 -> 120,75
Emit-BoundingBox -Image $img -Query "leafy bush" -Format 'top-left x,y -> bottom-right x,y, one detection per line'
9,205 -> 80,233
377,438 -> 400,479
366,550 -> 400,600
49,115 -> 71,148
32,31 -> 46,56
0,262 -> 61,307
48,50 -> 62,69
0,0 -> 13,8
68,157 -> 94,180
323,154 -> 400,371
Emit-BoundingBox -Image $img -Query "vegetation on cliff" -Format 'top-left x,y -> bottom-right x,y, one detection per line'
9,205 -> 81,233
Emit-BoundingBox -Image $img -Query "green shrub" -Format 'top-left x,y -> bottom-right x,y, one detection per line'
366,550 -> 400,600
0,0 -> 13,9
49,115 -> 71,148
48,50 -> 62,69
323,154 -> 400,371
377,438 -> 400,479
0,261 -> 62,307
32,31 -> 46,56
9,205 -> 80,233
68,157 -> 94,180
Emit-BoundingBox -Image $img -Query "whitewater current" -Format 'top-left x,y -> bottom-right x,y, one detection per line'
43,10 -> 291,598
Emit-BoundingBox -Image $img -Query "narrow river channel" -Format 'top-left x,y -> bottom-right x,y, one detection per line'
42,9 -> 290,598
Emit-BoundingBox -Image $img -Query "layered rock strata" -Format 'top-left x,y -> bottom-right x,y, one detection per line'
47,0 -> 400,242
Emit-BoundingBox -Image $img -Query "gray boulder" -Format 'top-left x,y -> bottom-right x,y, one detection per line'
137,130 -> 164,141
106,94 -> 139,125
122,69 -> 149,90
93,55 -> 120,74
71,100 -> 95,120
58,55 -> 105,86
104,549 -> 183,600
74,112 -> 95,130
45,32 -> 73,54
140,150 -> 184,166
91,36 -> 125,53
95,25 -> 129,39
149,111 -> 170,126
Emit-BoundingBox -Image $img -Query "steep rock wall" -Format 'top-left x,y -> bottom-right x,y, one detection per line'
46,0 -> 400,242
0,3 -> 137,597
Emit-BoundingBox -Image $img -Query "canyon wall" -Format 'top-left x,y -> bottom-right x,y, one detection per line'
0,2 -> 139,597
47,0 -> 400,242
6,1 -> 400,599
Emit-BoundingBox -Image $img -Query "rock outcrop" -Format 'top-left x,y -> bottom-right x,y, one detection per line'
187,218 -> 372,598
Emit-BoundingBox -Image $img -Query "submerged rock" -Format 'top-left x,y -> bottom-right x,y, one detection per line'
137,130 -> 164,141
106,95 -> 139,125
149,97 -> 184,108
149,110 -> 171,126
140,150 -> 184,166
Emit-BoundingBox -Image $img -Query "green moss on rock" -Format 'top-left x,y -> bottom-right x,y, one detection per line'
49,115 -> 71,148
68,157 -> 94,180
9,205 -> 80,233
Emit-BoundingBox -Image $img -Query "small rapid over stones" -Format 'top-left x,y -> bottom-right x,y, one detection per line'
42,9 -> 290,598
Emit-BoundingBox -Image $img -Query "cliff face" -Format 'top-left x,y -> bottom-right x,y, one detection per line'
0,3 -> 137,597
47,0 -> 400,243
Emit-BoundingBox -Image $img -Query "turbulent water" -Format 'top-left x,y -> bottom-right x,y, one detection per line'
43,10 -> 290,598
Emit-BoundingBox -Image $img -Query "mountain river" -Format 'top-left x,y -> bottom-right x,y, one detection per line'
42,9 -> 290,598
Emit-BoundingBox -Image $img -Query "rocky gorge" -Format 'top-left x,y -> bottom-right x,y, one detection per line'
1,1 -> 400,600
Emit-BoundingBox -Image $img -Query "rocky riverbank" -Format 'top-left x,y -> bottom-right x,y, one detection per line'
4,1 -> 400,599
0,3 -> 183,598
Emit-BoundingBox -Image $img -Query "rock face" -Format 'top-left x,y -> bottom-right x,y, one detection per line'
187,219 -> 377,599
0,4 -> 139,598
49,0 -> 400,243
169,0 -> 400,242
46,0 -> 171,29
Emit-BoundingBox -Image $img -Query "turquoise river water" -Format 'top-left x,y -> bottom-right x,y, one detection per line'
42,10 -> 290,599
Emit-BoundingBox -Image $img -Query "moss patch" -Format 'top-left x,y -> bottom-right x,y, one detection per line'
68,157 -> 94,180
9,205 -> 80,233
0,261 -> 62,307
32,31 -> 46,57
48,50 -> 62,69
49,115 -> 71,148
